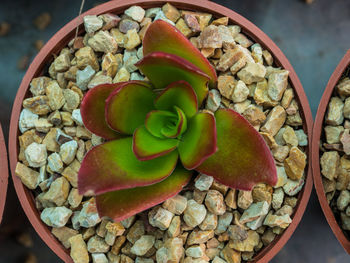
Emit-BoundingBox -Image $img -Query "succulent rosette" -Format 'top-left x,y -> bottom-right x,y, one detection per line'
78,20 -> 277,221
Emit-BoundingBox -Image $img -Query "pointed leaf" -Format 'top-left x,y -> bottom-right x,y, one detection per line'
145,110 -> 177,138
96,166 -> 192,222
80,84 -> 123,140
178,112 -> 217,170
78,137 -> 178,195
133,125 -> 179,161
136,52 -> 210,106
161,106 -> 187,138
106,82 -> 156,135
196,109 -> 277,190
143,20 -> 217,87
155,80 -> 198,118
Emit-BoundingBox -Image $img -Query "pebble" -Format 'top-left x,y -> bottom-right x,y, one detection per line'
130,235 -> 155,256
232,80 -> 249,103
295,129 -> 308,146
46,80 -> 66,111
283,177 -> 305,196
187,230 -> 214,245
185,244 -> 205,258
337,190 -> 350,211
168,216 -> 181,237
40,206 -> 72,227
267,70 -> 289,101
198,25 -> 222,49
229,230 -> 259,252
320,151 -> 339,180
88,74 -> 112,89
149,207 -> 174,230
284,146 -> 307,180
60,140 -> 78,165
19,109 -> 39,133
119,19 -> 140,34
125,6 -> 145,22
76,65 -> 96,90
162,195 -> 187,215
75,46 -> 99,71
325,97 -> 344,125
15,162 -> 39,189
205,190 -> 226,215
88,31 -> 118,53
24,142 -> 47,168
184,199 -> 207,227
237,62 -> 266,85
92,253 -> 108,263
77,198 -> 101,228
263,213 -> 292,229
216,212 -> 233,234
72,109 -> 84,126
87,235 -> 110,253
199,213 -> 218,231
42,177 -> 70,206
237,191 -> 253,210
69,234 -> 89,263
206,89 -> 221,112
261,106 -> 287,136
272,187 -> 284,210
83,15 -> 103,34
47,153 -> 64,173
239,201 -> 269,224
154,10 -> 175,25
30,76 -> 51,96
51,226 -> 78,249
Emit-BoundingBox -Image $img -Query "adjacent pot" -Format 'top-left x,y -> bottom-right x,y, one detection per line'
312,50 -> 350,254
0,124 -> 8,224
9,0 -> 313,262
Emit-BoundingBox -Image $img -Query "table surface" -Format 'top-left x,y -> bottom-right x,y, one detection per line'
0,0 -> 349,262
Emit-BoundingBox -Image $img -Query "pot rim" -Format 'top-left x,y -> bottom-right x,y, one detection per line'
312,49 -> 350,254
0,124 -> 8,224
8,0 -> 313,262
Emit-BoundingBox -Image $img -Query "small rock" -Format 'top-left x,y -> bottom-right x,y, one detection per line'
59,140 -> 78,165
52,227 -> 78,249
199,213 -> 218,231
261,106 -> 287,136
68,188 -> 83,209
29,76 -> 51,96
205,190 -> 226,215
162,195 -> 187,215
87,235 -> 110,253
337,190 -> 350,211
46,81 -> 65,111
232,80 -> 249,103
340,129 -> 350,155
127,220 -> 145,243
198,25 -> 222,49
88,74 -> 112,89
284,146 -> 307,180
295,129 -> 308,146
272,187 -> 284,210
42,177 -> 70,206
77,198 -> 101,228
15,162 -> 39,189
154,10 -> 175,25
325,97 -> 344,125
156,238 -> 183,263
88,31 -> 118,53
206,89 -> 221,112
75,46 -> 99,71
119,19 -> 140,34
229,230 -> 259,252
237,62 -> 266,85
124,29 -> 141,50
321,151 -> 339,180
267,70 -> 289,101
187,230 -> 214,245
113,67 -> 130,83
69,234 -> 89,263
83,15 -> 103,34
228,225 -> 248,242
263,212 -> 292,229
131,235 -> 155,256
76,65 -> 96,91
25,142 -> 47,168
99,13 -> 121,31
53,53 -> 70,72
125,6 -> 145,22
237,190 -> 253,209
162,3 -> 180,22
149,207 -> 174,230
239,201 -> 269,224
185,244 -> 205,258
40,207 -> 72,227
184,199 -> 207,227
282,126 -> 298,147
195,174 -> 214,191
72,109 -> 83,126
168,216 -> 181,237
23,96 -> 51,116
92,253 -> 108,263
216,212 -> 233,234
336,77 -> 350,96
217,75 -> 235,99
47,153 -> 64,173
283,177 -> 305,196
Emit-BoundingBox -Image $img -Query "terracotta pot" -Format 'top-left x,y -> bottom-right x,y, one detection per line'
312,50 -> 350,254
9,0 -> 313,262
0,125 -> 8,224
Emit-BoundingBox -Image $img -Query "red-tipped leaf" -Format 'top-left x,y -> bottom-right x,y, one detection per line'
196,109 -> 277,190
96,166 -> 192,222
136,52 -> 210,106
105,81 -> 155,135
133,125 -> 179,161
178,112 -> 217,170
143,20 -> 217,87
80,84 -> 123,140
78,137 -> 178,196
155,80 -> 198,118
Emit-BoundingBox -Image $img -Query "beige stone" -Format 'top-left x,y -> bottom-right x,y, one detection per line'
237,62 -> 266,84
325,97 -> 344,125
320,151 -> 339,181
261,106 -> 286,136
69,234 -> 89,263
217,75 -> 236,99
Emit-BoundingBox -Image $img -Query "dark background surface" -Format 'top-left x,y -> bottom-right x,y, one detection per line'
0,0 -> 349,262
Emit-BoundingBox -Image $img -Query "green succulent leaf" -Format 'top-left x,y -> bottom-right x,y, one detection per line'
96,166 -> 192,222
133,125 -> 179,161
105,81 -> 155,135
136,52 -> 210,106
178,112 -> 217,170
78,137 -> 178,196
196,109 -> 277,190
155,80 -> 198,118
143,20 -> 217,88
80,83 -> 124,140
161,106 -> 187,138
145,110 -> 177,139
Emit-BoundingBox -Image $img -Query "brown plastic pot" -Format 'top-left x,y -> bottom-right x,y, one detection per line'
0,125 -> 8,224
312,50 -> 350,254
9,0 -> 313,262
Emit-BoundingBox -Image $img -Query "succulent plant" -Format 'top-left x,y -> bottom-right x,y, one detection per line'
78,20 -> 277,221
